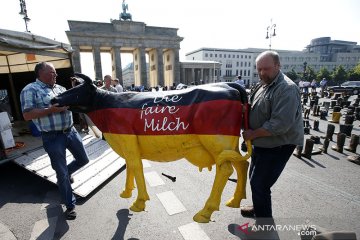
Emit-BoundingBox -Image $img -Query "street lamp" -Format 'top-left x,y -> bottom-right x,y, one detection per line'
303,61 -> 308,81
19,0 -> 30,32
265,19 -> 276,50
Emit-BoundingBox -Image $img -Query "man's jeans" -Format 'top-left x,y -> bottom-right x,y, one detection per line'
249,144 -> 295,218
42,127 -> 89,209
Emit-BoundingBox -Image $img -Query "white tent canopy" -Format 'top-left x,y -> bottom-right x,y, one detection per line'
0,28 -> 73,120
0,28 -> 72,74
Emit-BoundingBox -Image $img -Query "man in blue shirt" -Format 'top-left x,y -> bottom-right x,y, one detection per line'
20,62 -> 89,220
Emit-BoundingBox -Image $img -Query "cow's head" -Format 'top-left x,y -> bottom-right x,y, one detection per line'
51,73 -> 97,113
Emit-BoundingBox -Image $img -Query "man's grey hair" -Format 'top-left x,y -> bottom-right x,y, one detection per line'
34,62 -> 53,78
256,50 -> 280,65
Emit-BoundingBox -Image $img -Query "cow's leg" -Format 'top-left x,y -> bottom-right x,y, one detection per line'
130,159 -> 150,212
120,164 -> 135,198
193,160 -> 233,223
116,135 -> 149,212
226,160 -> 249,208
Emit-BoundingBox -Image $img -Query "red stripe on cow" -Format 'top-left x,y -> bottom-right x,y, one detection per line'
87,100 -> 243,136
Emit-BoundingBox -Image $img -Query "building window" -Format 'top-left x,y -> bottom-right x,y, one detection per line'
220,54 -> 222,58
210,54 -> 213,57
215,54 -> 217,57
236,62 -> 239,67
205,53 -> 208,57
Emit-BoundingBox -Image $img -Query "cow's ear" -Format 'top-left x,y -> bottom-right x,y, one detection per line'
74,72 -> 93,84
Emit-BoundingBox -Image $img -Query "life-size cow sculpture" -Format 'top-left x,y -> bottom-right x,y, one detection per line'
51,73 -> 252,223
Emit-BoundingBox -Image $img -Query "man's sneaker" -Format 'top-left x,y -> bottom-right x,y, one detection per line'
240,205 -> 256,218
65,207 -> 77,220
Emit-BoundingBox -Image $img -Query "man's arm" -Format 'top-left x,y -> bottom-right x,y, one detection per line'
23,104 -> 68,121
243,128 -> 272,141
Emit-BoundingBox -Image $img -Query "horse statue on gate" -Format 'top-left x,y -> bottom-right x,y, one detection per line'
120,0 -> 132,21
51,73 -> 252,223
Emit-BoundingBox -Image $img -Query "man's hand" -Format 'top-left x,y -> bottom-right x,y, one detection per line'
23,104 -> 69,121
242,128 -> 272,141
242,129 -> 256,141
50,103 -> 69,113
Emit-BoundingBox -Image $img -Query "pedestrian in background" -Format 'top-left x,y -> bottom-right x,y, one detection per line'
101,75 -> 118,93
235,75 -> 245,88
241,51 -> 304,227
311,79 -> 317,93
113,78 -> 124,92
20,62 -> 89,220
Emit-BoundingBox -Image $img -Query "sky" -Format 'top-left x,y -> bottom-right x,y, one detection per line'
1,0 -> 360,78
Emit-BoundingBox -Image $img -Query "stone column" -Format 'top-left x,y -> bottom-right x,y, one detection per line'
191,68 -> 195,85
181,67 -> 186,84
71,45 -> 81,73
111,46 -> 123,85
200,68 -> 204,84
173,48 -> 181,86
157,48 -> 164,87
139,47 -> 147,87
92,46 -> 102,80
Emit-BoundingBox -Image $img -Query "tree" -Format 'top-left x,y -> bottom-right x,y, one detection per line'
317,67 -> 331,81
286,68 -> 298,81
331,65 -> 347,84
306,66 -> 316,82
348,62 -> 360,81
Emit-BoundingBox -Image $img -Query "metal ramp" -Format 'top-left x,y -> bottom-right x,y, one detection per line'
12,134 -> 125,197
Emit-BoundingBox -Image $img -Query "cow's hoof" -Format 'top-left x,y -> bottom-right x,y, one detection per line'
120,190 -> 132,198
193,211 -> 211,223
226,197 -> 240,208
130,200 -> 145,212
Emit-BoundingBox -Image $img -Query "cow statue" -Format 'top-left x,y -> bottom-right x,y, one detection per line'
51,73 -> 252,223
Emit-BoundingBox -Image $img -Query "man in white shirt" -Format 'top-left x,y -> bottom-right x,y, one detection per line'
113,78 -> 124,92
235,75 -> 245,88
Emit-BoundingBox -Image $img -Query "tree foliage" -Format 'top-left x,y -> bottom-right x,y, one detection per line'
331,65 -> 347,83
316,67 -> 331,81
286,68 -> 298,81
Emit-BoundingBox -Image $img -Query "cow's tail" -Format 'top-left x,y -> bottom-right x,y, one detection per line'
217,83 -> 252,165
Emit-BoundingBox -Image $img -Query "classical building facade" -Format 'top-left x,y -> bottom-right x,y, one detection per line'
66,20 -> 183,88
186,37 -> 360,86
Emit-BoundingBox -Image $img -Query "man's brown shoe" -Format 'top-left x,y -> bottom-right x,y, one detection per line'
240,205 -> 255,218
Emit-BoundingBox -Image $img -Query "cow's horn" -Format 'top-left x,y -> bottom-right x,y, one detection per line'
74,72 -> 93,84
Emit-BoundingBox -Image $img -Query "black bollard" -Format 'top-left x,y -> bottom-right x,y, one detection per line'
313,120 -> 319,131
339,124 -> 353,137
322,124 -> 335,141
344,115 -> 355,125
302,139 -> 314,159
344,134 -> 359,153
293,145 -> 303,159
319,138 -> 330,154
331,133 -> 347,153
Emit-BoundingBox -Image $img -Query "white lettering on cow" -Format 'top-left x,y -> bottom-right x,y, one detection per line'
144,117 -> 189,132
140,94 -> 189,133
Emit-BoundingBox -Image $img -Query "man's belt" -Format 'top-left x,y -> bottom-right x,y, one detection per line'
41,125 -> 74,135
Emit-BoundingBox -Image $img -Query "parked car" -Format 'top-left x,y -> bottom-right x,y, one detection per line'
327,81 -> 360,95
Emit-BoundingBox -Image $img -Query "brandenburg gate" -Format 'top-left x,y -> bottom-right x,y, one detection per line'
66,20 -> 183,88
